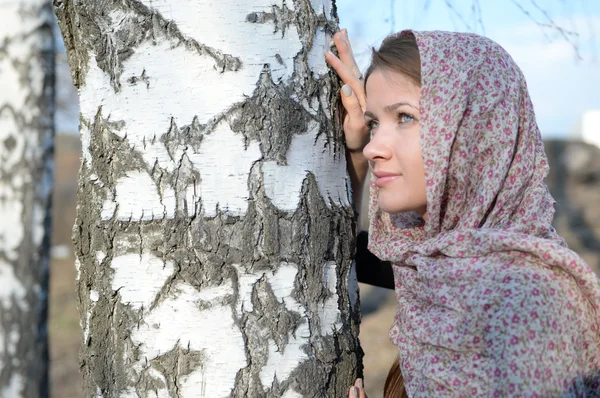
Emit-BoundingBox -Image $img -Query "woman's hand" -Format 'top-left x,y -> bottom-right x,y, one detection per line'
348,378 -> 368,398
325,29 -> 369,153
325,29 -> 370,210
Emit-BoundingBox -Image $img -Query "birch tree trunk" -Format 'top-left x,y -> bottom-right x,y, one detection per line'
55,0 -> 361,396
0,0 -> 55,396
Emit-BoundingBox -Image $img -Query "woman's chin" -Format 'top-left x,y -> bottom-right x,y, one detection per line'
376,201 -> 406,215
376,196 -> 426,218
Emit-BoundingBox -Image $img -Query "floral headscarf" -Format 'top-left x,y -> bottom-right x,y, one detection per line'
368,30 -> 600,396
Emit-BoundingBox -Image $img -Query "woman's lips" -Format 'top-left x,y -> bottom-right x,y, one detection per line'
373,172 -> 401,187
374,175 -> 399,187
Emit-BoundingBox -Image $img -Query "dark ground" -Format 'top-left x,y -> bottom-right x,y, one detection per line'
48,136 -> 600,397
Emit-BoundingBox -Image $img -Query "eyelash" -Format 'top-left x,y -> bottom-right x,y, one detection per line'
366,112 -> 416,133
366,120 -> 378,132
399,112 -> 416,123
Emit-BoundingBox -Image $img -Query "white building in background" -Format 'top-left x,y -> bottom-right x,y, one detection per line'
581,110 -> 600,148
569,110 -> 600,148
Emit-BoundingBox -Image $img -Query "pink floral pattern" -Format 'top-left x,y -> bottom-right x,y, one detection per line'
368,30 -> 600,396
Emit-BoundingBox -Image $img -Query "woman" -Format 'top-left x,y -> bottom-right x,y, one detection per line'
326,29 -> 600,397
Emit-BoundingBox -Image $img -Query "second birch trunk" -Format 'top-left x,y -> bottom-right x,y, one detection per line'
0,0 -> 55,396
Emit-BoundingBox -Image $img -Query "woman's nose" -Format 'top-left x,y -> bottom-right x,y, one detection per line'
362,130 -> 392,163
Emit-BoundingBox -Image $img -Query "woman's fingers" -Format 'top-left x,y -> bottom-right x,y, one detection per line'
325,50 -> 355,84
341,85 -> 363,118
331,31 -> 362,84
355,378 -> 367,398
326,28 -> 370,152
340,84 -> 369,151
335,29 -> 362,79
325,50 -> 366,111
348,378 -> 368,398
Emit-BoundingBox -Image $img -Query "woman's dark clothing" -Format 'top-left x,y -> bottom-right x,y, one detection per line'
355,231 -> 393,290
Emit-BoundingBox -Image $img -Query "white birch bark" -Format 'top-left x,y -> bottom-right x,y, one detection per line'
0,0 -> 55,396
55,0 -> 361,396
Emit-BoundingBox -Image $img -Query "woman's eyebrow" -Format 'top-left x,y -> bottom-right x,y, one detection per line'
364,102 -> 419,119
383,102 -> 419,113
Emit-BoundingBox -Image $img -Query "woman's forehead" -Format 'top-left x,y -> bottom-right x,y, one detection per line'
365,70 -> 420,108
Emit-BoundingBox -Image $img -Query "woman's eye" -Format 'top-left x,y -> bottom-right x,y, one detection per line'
366,120 -> 378,132
399,113 -> 415,123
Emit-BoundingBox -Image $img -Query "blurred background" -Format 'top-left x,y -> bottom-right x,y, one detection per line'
47,0 -> 600,396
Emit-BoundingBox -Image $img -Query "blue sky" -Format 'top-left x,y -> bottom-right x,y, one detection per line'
337,0 -> 600,137
55,1 -> 599,138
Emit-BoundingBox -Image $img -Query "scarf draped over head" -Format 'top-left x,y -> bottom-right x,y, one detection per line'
368,30 -> 600,396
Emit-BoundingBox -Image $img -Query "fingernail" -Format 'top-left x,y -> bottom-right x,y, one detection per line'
351,387 -> 359,398
342,84 -> 352,97
356,378 -> 364,389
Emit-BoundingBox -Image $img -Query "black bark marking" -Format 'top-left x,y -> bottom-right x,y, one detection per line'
148,347 -> 205,397
230,70 -> 311,164
161,117 -> 204,160
245,4 -> 296,36
87,107 -> 146,187
126,68 -> 150,89
3,136 -> 17,151
55,0 -> 242,91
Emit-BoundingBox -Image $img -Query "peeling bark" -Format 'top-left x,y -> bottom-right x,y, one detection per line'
0,0 -> 55,396
55,0 -> 361,396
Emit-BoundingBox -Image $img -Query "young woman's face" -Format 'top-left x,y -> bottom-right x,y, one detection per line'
363,69 -> 427,218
